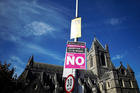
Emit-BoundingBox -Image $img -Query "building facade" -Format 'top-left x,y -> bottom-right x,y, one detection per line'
17,37 -> 139,93
86,38 -> 139,93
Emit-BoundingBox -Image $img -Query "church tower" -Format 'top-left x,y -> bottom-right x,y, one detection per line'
87,37 -> 115,77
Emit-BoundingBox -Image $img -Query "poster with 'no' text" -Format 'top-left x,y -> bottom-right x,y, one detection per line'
64,41 -> 86,69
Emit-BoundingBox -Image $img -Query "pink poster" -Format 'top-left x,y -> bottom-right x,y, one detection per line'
65,53 -> 85,69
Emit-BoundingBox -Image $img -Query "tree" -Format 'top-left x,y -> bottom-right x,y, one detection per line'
0,61 -> 16,93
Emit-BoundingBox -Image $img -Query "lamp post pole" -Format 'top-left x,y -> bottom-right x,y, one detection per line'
74,0 -> 79,42
73,0 -> 79,93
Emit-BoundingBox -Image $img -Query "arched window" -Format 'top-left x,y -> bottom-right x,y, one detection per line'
90,55 -> 93,67
101,53 -> 105,66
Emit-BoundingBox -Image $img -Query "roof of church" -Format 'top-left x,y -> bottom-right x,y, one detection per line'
33,62 -> 63,70
18,62 -> 63,81
33,62 -> 63,74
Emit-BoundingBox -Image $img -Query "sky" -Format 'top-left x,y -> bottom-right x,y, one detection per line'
0,0 -> 140,87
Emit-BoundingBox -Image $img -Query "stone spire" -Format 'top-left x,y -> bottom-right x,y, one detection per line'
27,55 -> 34,67
127,64 -> 134,73
105,44 -> 109,52
90,36 -> 97,51
105,44 -> 110,58
94,36 -> 97,42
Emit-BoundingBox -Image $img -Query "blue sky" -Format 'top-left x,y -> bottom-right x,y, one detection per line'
0,0 -> 140,86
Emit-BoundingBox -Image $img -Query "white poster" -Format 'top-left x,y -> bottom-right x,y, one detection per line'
70,17 -> 81,39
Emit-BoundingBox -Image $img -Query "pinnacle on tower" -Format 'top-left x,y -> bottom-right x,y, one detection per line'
94,36 -> 97,42
119,61 -> 126,69
105,44 -> 109,52
127,63 -> 134,73
27,55 -> 34,66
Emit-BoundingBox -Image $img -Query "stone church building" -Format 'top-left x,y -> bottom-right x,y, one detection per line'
17,38 -> 139,93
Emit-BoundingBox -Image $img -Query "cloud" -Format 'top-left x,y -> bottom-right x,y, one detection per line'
0,0 -> 40,17
24,21 -> 54,36
8,56 -> 25,65
0,30 -> 64,63
25,43 -> 64,62
0,31 -> 19,42
13,65 -> 24,77
106,18 -> 122,25
0,0 -> 69,39
0,0 -> 67,66
112,54 -> 124,60
8,56 -> 25,76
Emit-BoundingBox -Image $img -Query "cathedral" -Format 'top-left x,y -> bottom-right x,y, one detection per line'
17,37 -> 139,93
